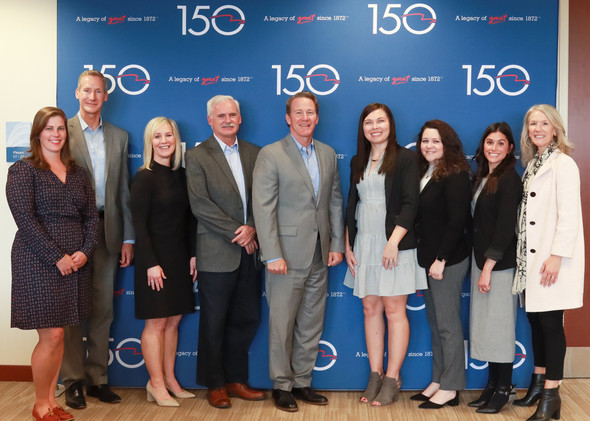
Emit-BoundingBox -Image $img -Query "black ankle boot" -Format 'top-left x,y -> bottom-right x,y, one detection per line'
527,387 -> 561,421
476,385 -> 512,414
468,381 -> 496,408
514,373 -> 545,407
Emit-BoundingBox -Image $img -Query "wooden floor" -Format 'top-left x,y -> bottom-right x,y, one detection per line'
3,380 -> 590,420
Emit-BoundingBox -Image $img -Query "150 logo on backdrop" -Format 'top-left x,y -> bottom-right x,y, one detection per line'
368,3 -> 436,35
462,64 -> 530,96
107,337 -> 144,369
177,4 -> 245,36
83,64 -> 151,95
314,340 -> 338,371
468,340 -> 528,370
272,64 -> 341,96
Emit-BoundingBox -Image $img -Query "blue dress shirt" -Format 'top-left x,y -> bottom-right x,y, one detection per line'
214,135 -> 248,224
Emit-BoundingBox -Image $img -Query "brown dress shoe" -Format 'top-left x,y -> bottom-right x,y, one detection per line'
208,387 -> 231,409
226,383 -> 266,401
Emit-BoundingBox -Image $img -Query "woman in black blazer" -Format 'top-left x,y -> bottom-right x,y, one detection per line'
468,122 -> 522,414
411,120 -> 471,409
344,103 -> 426,406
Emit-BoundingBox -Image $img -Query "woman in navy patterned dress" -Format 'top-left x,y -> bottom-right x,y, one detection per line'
6,107 -> 99,421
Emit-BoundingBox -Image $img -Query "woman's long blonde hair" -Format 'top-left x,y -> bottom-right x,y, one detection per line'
520,104 -> 573,164
140,117 -> 183,170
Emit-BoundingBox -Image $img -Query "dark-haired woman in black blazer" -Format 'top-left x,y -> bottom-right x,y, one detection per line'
468,122 -> 521,414
412,120 -> 471,409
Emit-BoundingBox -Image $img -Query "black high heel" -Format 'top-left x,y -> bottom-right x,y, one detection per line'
419,391 -> 459,409
514,373 -> 545,406
468,381 -> 496,408
410,392 -> 430,401
476,385 -> 513,414
527,387 -> 561,421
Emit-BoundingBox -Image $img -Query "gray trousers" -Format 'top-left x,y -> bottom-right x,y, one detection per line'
62,224 -> 118,387
265,243 -> 327,391
422,257 -> 468,390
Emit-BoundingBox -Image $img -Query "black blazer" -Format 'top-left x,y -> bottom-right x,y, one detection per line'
416,170 -> 471,267
472,168 -> 522,271
346,146 -> 420,251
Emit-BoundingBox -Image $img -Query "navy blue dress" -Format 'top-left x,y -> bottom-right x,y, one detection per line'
7,159 -> 99,329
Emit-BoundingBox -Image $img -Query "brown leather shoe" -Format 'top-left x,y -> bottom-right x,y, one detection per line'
226,383 -> 266,401
208,387 -> 231,409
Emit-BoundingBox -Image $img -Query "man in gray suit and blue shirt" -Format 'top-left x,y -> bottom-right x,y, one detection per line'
185,95 -> 265,409
253,91 -> 344,412
62,70 -> 134,409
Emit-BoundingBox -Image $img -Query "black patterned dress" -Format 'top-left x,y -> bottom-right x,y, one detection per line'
130,162 -> 196,319
6,159 -> 99,330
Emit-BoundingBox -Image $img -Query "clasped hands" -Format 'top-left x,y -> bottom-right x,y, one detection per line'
232,225 -> 258,255
56,251 -> 87,276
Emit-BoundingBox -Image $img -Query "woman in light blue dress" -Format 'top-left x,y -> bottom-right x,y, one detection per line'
344,103 -> 427,406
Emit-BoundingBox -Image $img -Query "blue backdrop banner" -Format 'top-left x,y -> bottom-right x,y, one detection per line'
57,0 -> 558,390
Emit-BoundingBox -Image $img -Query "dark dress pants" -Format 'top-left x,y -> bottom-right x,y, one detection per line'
196,249 -> 261,388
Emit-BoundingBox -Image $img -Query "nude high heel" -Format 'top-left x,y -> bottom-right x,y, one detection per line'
167,386 -> 195,399
146,381 -> 179,407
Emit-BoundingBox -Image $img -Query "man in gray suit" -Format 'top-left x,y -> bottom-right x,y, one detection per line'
185,95 -> 264,409
252,91 -> 344,412
62,70 -> 134,409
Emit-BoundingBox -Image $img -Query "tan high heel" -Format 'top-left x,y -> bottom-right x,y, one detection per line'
167,386 -> 195,399
146,381 -> 179,407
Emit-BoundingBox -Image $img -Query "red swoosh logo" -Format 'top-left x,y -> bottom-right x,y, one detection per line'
401,13 -> 436,23
116,74 -> 150,84
318,350 -> 337,360
304,74 -> 340,84
113,347 -> 143,356
211,14 -> 245,24
495,74 -> 530,85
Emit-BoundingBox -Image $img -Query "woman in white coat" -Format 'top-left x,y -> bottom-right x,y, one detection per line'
512,104 -> 584,421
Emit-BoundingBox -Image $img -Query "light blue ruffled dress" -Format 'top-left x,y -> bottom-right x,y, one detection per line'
344,163 -> 427,298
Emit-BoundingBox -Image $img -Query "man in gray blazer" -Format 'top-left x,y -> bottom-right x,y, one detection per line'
252,91 -> 344,412
185,95 -> 264,409
62,70 -> 134,409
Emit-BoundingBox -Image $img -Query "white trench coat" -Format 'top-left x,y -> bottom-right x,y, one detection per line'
522,151 -> 584,312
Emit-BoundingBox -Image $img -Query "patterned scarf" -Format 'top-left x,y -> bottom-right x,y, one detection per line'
512,143 -> 556,294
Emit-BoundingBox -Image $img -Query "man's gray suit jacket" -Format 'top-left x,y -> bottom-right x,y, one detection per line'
67,115 -> 134,252
252,135 -> 344,269
185,136 -> 260,272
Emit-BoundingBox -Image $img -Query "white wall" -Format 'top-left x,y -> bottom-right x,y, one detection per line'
0,0 -> 57,365
0,0 -> 570,367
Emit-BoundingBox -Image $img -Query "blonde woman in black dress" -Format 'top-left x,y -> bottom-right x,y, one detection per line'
131,117 -> 197,407
7,107 -> 98,421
